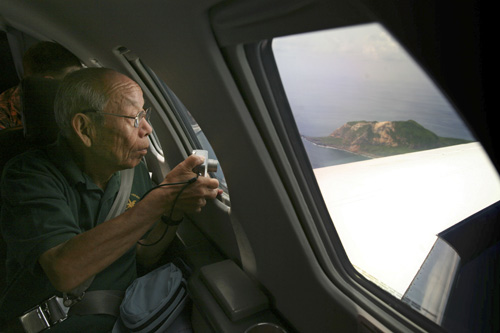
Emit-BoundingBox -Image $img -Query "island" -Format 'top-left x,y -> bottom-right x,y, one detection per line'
304,120 -> 472,158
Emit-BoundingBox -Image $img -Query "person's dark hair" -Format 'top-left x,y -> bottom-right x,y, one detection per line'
54,68 -> 117,137
22,41 -> 82,78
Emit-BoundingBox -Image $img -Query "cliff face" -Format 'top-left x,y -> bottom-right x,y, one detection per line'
303,120 -> 472,158
329,120 -> 440,154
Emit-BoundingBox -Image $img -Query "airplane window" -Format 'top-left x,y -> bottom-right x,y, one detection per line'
115,49 -> 230,203
178,107 -> 230,200
144,66 -> 230,204
272,23 -> 500,328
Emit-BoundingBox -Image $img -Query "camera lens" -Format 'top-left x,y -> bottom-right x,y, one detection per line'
206,159 -> 218,173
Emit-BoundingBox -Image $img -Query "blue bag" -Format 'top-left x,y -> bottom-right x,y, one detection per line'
112,263 -> 191,333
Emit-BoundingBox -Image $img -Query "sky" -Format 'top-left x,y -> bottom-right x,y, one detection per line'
273,23 -> 430,86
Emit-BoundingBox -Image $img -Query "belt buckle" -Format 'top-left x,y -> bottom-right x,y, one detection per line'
19,296 -> 68,333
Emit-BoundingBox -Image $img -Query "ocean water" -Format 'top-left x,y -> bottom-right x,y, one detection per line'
288,79 -> 476,168
273,22 -> 476,169
302,138 -> 369,168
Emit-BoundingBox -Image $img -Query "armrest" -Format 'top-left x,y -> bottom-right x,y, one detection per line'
200,260 -> 269,321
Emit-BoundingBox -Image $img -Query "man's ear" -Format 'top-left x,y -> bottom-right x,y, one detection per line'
72,113 -> 96,147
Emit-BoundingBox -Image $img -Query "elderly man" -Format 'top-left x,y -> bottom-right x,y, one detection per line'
0,68 -> 220,331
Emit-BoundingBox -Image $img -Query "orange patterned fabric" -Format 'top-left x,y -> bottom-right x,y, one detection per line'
0,85 -> 22,130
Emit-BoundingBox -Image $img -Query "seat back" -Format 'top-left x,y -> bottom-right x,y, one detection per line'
0,31 -> 19,94
21,77 -> 61,146
0,77 -> 61,311
0,77 -> 61,174
0,126 -> 27,176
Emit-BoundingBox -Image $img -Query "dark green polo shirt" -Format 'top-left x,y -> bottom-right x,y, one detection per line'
0,137 -> 152,331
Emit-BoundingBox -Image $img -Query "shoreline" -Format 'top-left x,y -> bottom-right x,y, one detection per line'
302,136 -> 376,159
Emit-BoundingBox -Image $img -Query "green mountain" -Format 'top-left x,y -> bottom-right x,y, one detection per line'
305,120 -> 472,158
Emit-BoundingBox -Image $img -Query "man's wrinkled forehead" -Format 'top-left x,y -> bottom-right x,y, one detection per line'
103,73 -> 143,109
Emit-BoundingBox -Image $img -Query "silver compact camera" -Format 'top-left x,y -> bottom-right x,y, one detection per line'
192,150 -> 218,177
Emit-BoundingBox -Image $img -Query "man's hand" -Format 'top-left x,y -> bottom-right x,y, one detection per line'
161,155 -> 222,219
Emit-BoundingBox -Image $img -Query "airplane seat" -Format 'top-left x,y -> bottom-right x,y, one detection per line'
20,77 -> 61,146
0,77 -> 61,320
0,77 -> 61,174
0,31 -> 20,95
0,126 -> 28,176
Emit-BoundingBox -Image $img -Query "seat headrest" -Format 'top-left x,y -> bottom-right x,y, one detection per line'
21,77 -> 61,146
0,126 -> 29,174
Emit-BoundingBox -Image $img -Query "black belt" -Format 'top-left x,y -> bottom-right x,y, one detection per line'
8,290 -> 124,333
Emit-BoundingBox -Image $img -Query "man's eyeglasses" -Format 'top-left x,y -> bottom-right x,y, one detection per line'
82,107 -> 151,128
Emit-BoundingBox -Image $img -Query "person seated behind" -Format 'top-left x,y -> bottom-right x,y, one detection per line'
0,41 -> 82,130
0,68 -> 221,331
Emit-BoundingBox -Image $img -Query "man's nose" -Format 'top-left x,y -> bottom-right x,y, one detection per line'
140,118 -> 153,137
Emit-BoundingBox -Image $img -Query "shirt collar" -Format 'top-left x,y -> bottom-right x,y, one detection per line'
46,135 -> 120,192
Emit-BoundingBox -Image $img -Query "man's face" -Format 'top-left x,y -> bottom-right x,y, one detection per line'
92,74 -> 152,171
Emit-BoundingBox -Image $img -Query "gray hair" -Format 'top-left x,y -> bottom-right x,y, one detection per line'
54,68 -> 116,138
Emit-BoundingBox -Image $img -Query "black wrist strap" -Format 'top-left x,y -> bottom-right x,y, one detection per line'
161,215 -> 183,226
